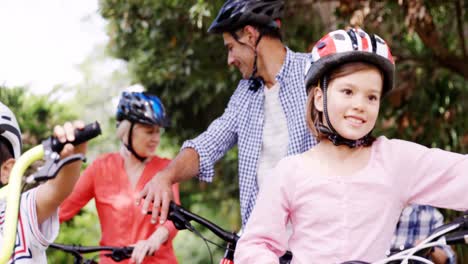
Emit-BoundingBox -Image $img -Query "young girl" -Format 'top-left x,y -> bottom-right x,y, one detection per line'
0,101 -> 87,263
234,28 -> 468,263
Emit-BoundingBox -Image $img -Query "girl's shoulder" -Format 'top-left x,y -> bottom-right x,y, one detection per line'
277,153 -> 305,169
273,153 -> 310,180
373,136 -> 429,153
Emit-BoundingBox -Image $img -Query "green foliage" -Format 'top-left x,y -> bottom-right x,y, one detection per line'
0,86 -> 77,151
100,0 -> 234,142
47,203 -> 101,263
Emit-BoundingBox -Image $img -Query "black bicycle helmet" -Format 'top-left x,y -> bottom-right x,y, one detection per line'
116,91 -> 170,128
208,0 -> 284,34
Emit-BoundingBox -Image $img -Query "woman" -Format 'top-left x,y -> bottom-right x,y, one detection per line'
59,92 -> 179,264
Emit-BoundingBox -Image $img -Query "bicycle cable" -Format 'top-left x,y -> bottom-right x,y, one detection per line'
184,222 -> 214,264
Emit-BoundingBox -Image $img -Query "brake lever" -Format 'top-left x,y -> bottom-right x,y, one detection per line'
25,136 -> 87,184
25,154 -> 86,184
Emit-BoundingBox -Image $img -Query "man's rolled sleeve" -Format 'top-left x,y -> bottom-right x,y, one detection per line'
181,140 -> 216,182
180,88 -> 241,182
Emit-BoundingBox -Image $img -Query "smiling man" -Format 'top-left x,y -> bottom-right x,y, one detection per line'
138,0 -> 316,239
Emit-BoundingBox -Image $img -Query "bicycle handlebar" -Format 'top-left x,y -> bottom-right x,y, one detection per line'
48,121 -> 101,153
168,201 -> 239,244
49,243 -> 133,263
0,121 -> 101,264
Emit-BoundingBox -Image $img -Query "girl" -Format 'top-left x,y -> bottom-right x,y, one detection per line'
234,28 -> 467,263
59,92 -> 179,264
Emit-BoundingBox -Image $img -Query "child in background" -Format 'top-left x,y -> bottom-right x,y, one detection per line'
0,101 -> 87,263
234,28 -> 467,263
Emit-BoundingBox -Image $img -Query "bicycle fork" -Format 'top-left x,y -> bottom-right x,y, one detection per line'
219,242 -> 236,264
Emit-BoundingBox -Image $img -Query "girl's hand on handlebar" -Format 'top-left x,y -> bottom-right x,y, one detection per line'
53,120 -> 87,156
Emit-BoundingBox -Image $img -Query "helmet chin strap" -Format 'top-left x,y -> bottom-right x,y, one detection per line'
230,30 -> 264,91
318,76 -> 374,148
124,122 -> 148,162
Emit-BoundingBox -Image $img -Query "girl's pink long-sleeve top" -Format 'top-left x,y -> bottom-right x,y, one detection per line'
235,137 -> 468,263
59,153 -> 179,264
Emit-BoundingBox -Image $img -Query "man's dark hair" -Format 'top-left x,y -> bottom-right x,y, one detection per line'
231,23 -> 282,43
250,23 -> 282,41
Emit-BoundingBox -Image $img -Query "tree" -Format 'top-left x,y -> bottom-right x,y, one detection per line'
0,86 -> 77,151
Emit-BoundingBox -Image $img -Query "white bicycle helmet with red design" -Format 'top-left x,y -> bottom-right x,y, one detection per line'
0,101 -> 22,159
305,27 -> 395,95
304,28 -> 395,148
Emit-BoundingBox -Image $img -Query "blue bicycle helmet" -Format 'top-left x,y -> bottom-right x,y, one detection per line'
116,92 -> 170,162
116,92 -> 170,128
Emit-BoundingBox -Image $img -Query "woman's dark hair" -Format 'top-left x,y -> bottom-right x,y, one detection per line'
0,138 -> 14,187
0,137 -> 14,165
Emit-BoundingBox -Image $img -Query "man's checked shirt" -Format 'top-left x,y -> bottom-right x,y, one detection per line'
391,205 -> 456,264
182,48 -> 317,226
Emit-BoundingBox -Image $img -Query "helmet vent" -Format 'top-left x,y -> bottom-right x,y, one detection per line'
317,41 -> 326,49
252,6 -> 263,14
218,7 -> 234,21
333,33 -> 345,40
1,115 -> 11,121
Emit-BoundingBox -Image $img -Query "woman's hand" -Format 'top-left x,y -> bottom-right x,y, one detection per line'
130,226 -> 169,264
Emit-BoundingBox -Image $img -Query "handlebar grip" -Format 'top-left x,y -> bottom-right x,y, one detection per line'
50,121 -> 102,153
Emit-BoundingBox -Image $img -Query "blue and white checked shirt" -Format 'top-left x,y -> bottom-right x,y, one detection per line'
182,48 -> 317,226
391,205 -> 456,264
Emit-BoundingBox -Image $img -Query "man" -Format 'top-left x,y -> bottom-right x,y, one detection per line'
137,0 -> 316,228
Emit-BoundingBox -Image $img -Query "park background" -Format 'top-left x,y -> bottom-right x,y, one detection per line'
1,0 -> 467,263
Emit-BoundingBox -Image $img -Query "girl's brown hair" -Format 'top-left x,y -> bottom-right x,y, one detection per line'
305,62 -> 383,139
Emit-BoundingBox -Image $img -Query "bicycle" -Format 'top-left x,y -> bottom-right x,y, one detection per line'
165,200 -> 289,264
47,243 -> 133,264
166,201 -> 468,264
0,121 -> 101,264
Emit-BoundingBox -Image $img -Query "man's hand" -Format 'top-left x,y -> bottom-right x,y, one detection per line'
136,172 -> 173,224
